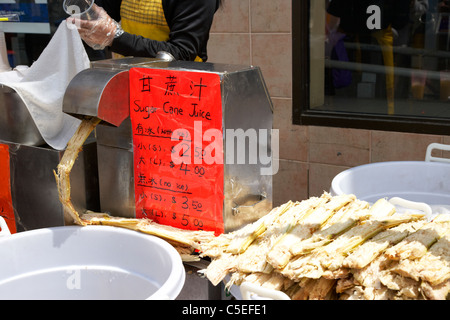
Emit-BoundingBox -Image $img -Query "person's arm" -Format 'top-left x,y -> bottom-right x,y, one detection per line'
110,0 -> 218,61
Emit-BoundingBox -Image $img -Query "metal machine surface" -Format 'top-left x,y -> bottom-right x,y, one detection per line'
0,85 -> 45,146
0,86 -> 99,232
2,139 -> 99,231
63,57 -> 274,233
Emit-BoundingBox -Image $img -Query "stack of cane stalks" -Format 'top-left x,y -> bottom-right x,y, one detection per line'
56,118 -> 450,299
198,193 -> 450,300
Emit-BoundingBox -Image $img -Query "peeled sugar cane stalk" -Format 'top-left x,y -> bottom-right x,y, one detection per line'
384,214 -> 450,261
225,200 -> 295,254
343,219 -> 426,269
282,198 -> 395,277
282,200 -> 422,280
317,213 -> 424,272
266,194 -> 356,270
289,199 -> 370,256
54,117 -> 101,226
237,194 -> 331,273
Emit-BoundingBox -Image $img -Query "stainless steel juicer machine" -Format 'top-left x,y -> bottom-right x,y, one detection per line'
63,57 -> 274,233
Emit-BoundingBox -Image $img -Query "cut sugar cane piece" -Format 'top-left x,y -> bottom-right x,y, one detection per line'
366,198 -> 396,219
81,211 -> 141,230
81,211 -> 215,250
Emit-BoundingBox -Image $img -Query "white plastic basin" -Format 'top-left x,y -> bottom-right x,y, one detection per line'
330,161 -> 450,206
0,225 -> 185,300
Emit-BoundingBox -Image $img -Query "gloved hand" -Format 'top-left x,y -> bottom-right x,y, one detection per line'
67,4 -> 120,50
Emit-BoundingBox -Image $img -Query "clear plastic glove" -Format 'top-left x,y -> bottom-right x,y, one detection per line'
67,4 -> 118,50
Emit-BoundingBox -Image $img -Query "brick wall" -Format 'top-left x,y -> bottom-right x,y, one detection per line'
207,0 -> 450,206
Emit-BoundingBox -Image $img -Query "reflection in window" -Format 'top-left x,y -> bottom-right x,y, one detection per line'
310,0 -> 450,118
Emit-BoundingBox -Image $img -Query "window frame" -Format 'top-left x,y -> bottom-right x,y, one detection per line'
292,0 -> 450,135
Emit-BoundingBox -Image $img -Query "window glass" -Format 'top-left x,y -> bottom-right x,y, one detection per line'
308,0 -> 450,119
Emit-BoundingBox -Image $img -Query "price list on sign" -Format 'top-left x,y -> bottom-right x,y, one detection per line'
129,68 -> 225,235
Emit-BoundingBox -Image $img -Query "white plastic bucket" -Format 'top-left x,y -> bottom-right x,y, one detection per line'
0,224 -> 185,300
330,161 -> 450,211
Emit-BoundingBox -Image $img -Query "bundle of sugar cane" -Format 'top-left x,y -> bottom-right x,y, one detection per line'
198,201 -> 297,284
224,194 -> 330,256
236,194 -> 331,274
319,214 -> 423,273
220,200 -> 296,255
266,194 -> 356,270
281,209 -> 420,279
337,216 -> 449,300
411,231 -> 450,285
341,253 -> 396,300
384,214 -> 450,261
352,259 -> 448,300
201,194 -> 449,299
341,253 -> 430,300
314,208 -> 422,272
281,199 -> 401,280
203,194 -> 374,292
380,218 -> 450,299
343,219 -> 426,269
336,229 -> 450,300
200,196 -> 328,285
388,226 -> 450,285
289,199 -> 370,256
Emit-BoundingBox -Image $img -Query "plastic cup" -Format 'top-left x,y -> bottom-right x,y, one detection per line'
63,0 -> 99,21
63,0 -> 102,49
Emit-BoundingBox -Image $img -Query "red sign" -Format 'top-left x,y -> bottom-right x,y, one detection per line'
0,144 -> 17,234
129,68 -> 224,235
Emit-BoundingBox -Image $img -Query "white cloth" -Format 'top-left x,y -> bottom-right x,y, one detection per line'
0,31 -> 11,72
0,21 -> 90,150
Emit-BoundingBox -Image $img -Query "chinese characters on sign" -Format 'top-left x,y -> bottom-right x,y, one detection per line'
129,68 -> 224,235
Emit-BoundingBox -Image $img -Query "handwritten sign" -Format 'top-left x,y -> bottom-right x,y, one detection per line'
129,68 -> 224,235
0,144 -> 16,234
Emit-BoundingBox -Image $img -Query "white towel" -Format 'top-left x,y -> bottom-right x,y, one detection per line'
0,20 -> 90,150
0,31 -> 11,72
